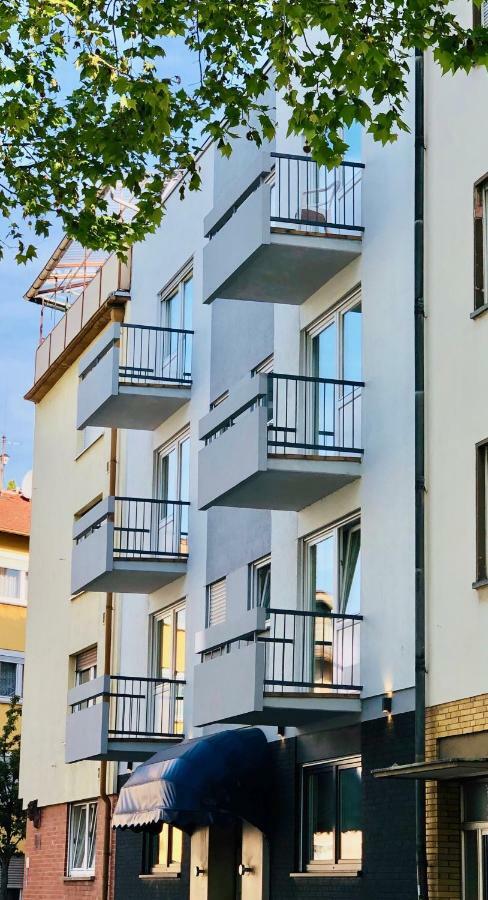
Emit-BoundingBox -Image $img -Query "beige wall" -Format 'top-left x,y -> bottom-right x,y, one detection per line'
425,8 -> 488,707
19,331 -> 117,808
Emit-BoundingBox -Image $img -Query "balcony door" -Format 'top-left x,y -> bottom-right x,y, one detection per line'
152,603 -> 186,735
304,520 -> 361,691
306,296 -> 362,453
155,431 -> 190,556
160,275 -> 193,381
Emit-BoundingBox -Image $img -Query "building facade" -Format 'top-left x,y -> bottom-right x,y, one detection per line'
18,13 -> 488,900
0,487 -> 30,899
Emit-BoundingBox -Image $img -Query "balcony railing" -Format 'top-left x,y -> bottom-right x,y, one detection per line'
69,675 -> 185,741
270,153 -> 364,234
75,497 -> 189,559
204,373 -> 364,457
119,323 -> 193,386
201,607 -> 362,695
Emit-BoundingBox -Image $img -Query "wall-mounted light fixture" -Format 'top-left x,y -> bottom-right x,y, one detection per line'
194,865 -> 206,878
238,863 -> 254,876
382,693 -> 393,715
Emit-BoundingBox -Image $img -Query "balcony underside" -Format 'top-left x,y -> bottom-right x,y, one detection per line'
80,384 -> 191,431
76,558 -> 187,594
204,693 -> 362,727
200,456 -> 362,512
205,231 -> 361,306
90,736 -> 183,763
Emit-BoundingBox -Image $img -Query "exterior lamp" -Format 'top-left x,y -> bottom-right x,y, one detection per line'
382,693 -> 393,715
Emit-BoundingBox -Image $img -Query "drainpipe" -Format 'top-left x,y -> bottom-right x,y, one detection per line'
100,426 -> 118,900
414,48 -> 428,900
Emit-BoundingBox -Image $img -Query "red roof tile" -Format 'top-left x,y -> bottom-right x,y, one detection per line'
0,491 -> 31,537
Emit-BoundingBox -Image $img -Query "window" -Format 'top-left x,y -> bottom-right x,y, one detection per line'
67,801 -> 97,877
474,177 -> 488,312
304,518 -> 361,689
473,1 -> 488,27
249,556 -> 271,611
462,781 -> 488,899
0,567 -> 26,602
73,646 -> 97,711
152,603 -> 185,735
301,759 -> 362,873
207,579 -> 227,627
476,441 -> 488,584
0,653 -> 24,700
155,430 -> 190,554
160,274 -> 193,332
143,825 -> 183,876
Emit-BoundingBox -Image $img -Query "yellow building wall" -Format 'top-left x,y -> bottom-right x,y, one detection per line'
19,328 -> 118,810
0,602 -> 26,651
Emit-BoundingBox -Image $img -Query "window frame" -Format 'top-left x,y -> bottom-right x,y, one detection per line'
304,290 -> 362,384
475,440 -> 488,586
206,578 -> 227,628
67,800 -> 97,878
300,757 -> 362,874
142,825 -> 183,878
473,176 -> 488,315
159,271 -> 193,333
0,651 -> 24,702
248,555 -> 271,612
303,515 -> 361,615
461,781 -> 488,900
0,566 -> 27,605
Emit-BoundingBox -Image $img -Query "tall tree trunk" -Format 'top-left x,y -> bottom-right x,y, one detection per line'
0,858 -> 9,900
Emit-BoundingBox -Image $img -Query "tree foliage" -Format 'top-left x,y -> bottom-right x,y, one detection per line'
0,697 -> 25,900
0,0 -> 487,261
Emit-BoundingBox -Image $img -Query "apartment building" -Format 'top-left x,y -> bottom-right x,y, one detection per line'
18,11 -> 488,900
0,486 -> 30,900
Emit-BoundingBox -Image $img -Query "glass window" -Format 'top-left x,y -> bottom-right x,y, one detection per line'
153,603 -> 186,735
143,824 -> 183,875
0,661 -> 17,697
476,442 -> 488,583
302,760 -> 362,871
463,783 -> 488,900
68,801 -> 97,877
0,568 -> 21,600
249,556 -> 271,610
155,431 -> 190,555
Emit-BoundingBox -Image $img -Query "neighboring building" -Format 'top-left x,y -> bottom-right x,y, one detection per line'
0,487 -> 30,900
17,14 -> 488,900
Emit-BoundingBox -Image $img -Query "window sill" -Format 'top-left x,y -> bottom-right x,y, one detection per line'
472,577 -> 488,590
470,303 -> 488,320
75,432 -> 104,461
139,872 -> 181,881
64,876 -> 95,883
290,867 -> 362,879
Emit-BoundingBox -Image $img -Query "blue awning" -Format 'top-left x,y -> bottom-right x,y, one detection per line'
112,728 -> 270,835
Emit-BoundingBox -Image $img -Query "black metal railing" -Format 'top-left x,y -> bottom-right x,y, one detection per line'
200,608 -> 362,695
69,675 -> 185,741
263,608 -> 362,694
271,153 -> 364,233
267,373 -> 363,456
114,497 -> 189,559
75,497 -> 189,559
119,323 -> 193,386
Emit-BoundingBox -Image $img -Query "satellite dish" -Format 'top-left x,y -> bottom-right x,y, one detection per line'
21,470 -> 32,500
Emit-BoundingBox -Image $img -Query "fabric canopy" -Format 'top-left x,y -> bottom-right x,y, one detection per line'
112,727 -> 270,835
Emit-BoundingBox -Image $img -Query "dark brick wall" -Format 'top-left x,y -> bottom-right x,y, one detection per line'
113,828 -> 190,900
113,713 -> 416,900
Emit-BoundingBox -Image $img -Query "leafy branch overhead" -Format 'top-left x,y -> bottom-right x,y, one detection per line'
0,0 -> 487,261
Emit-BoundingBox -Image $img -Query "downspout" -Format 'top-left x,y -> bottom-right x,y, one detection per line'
100,426 -> 118,900
414,48 -> 428,900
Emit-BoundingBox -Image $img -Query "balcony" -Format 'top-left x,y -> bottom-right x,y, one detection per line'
77,322 -> 193,431
198,372 -> 363,511
203,153 -> 363,306
193,607 -> 362,727
65,674 -> 185,763
26,249 -> 131,403
71,497 -> 189,595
